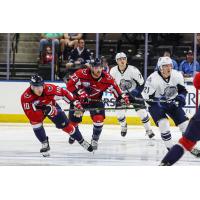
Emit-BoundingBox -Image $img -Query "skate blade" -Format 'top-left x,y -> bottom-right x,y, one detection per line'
147,139 -> 155,146
42,152 -> 50,157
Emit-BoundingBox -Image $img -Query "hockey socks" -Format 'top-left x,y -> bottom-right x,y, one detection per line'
118,116 -> 127,137
92,124 -> 103,141
137,109 -> 151,131
158,119 -> 173,149
63,124 -> 93,152
92,115 -> 104,141
160,144 -> 184,166
118,116 -> 127,127
33,125 -> 47,143
68,126 -> 80,144
63,124 -> 83,143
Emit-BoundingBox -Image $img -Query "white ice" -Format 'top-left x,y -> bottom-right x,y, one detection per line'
0,123 -> 200,166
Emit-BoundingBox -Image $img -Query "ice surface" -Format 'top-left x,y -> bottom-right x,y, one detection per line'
0,123 -> 199,166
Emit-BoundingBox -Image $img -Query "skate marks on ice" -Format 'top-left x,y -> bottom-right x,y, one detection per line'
0,124 -> 199,166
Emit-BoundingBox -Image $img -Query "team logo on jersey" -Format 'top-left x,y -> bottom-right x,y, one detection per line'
82,82 -> 90,87
24,93 -> 31,98
48,86 -> 53,92
119,79 -> 135,91
163,86 -> 178,100
85,86 -> 101,97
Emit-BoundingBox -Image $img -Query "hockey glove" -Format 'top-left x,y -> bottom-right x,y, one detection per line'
130,88 -> 140,97
77,89 -> 89,104
36,104 -> 57,117
175,94 -> 186,107
159,96 -> 177,110
122,94 -> 130,106
73,100 -> 84,118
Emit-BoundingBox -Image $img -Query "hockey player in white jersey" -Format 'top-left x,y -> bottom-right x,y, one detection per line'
110,52 -> 155,138
142,56 -> 199,156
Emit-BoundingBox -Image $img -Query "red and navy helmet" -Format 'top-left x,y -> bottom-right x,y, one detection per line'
30,74 -> 44,87
90,58 -> 102,67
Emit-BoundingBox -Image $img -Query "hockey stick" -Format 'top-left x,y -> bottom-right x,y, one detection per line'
124,87 -> 174,104
124,86 -> 179,107
133,96 -> 173,103
83,97 -> 144,108
63,106 -> 136,112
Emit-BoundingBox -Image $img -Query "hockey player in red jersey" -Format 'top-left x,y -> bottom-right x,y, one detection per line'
160,72 -> 200,165
66,58 -> 130,150
21,74 -> 93,157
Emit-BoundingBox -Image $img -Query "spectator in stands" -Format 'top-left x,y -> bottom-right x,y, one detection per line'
39,33 -> 63,63
155,50 -> 178,70
60,33 -> 83,62
60,33 -> 83,52
179,50 -> 200,77
66,39 -> 91,69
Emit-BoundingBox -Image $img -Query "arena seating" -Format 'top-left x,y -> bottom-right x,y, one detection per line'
0,33 -> 194,80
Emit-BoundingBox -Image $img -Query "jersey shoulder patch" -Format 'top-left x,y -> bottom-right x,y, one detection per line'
44,83 -> 58,95
22,92 -> 32,101
75,68 -> 88,77
21,88 -> 33,102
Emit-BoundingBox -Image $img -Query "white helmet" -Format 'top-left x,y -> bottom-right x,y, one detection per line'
157,56 -> 172,70
115,52 -> 127,62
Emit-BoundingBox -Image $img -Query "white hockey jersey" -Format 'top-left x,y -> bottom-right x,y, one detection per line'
110,65 -> 144,93
142,69 -> 186,101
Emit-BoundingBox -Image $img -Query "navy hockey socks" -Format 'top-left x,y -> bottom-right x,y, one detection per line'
118,116 -> 126,126
92,124 -> 103,141
161,144 -> 185,166
33,126 -> 47,143
71,126 -> 84,144
161,131 -> 171,141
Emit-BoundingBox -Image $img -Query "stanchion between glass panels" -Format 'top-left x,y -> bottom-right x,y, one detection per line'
96,33 -> 99,59
144,33 -> 148,81
6,33 -> 11,80
51,39 -> 55,81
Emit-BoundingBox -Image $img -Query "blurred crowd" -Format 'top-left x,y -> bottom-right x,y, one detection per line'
38,33 -> 200,79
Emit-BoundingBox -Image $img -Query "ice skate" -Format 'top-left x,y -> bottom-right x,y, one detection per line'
80,140 -> 93,152
121,123 -> 127,137
40,137 -> 50,157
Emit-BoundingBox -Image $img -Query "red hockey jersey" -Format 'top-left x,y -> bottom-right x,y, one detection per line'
21,83 -> 74,125
66,68 -> 123,102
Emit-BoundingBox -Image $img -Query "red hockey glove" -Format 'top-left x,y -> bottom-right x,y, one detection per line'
36,104 -> 57,117
122,94 -> 130,106
77,89 -> 89,103
73,100 -> 83,110
73,100 -> 84,117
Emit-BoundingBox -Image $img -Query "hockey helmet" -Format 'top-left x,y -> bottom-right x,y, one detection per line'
157,56 -> 173,70
90,58 -> 102,67
30,74 -> 44,87
115,52 -> 127,62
